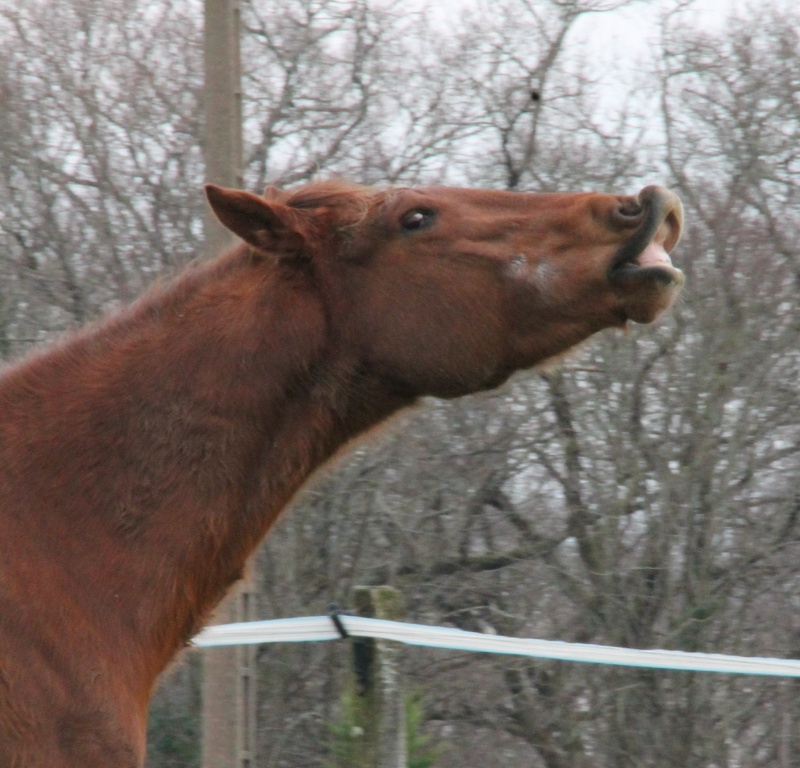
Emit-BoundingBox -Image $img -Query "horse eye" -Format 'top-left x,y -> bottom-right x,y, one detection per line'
400,209 -> 436,232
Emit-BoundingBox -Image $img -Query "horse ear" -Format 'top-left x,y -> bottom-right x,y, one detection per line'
205,184 -> 306,257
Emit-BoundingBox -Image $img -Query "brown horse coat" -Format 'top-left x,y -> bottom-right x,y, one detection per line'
0,180 -> 684,766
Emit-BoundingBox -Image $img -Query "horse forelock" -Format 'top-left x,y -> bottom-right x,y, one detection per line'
281,179 -> 385,230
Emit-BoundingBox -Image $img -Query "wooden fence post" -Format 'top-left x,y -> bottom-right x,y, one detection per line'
348,585 -> 407,768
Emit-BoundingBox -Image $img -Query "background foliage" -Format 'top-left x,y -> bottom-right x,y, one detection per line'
2,0 -> 800,765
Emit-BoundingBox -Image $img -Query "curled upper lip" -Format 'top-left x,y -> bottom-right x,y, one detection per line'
611,186 -> 684,271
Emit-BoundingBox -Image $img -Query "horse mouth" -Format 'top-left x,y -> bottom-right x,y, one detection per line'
609,185 -> 685,287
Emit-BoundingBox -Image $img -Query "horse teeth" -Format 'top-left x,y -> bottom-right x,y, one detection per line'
636,242 -> 673,268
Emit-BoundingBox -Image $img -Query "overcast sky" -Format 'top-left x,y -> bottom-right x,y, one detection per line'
569,0 -> 741,99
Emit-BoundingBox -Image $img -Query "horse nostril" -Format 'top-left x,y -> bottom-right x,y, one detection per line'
609,199 -> 644,230
617,201 -> 643,219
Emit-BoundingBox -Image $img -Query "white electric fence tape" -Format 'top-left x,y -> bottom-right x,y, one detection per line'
192,615 -> 800,677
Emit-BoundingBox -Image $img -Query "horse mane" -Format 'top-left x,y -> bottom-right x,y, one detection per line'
4,181 -> 381,376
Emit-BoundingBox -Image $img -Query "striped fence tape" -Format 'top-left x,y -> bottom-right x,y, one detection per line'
192,615 -> 800,677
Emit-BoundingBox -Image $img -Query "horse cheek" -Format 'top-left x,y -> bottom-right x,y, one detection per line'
367,287 -> 505,396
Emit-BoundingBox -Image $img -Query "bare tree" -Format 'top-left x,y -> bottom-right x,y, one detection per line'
251,4 -> 800,767
0,0 -> 204,343
3,1 -> 800,766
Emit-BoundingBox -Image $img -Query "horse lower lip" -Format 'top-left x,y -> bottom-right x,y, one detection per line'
610,262 -> 685,286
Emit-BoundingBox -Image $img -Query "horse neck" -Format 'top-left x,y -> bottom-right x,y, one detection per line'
3,247 -> 409,690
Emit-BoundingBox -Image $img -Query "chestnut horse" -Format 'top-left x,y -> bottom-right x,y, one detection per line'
0,180 -> 684,766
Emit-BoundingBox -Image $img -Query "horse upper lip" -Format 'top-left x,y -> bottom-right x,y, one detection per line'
611,186 -> 684,273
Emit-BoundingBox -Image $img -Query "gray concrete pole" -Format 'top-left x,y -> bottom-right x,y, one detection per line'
201,3 -> 255,767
